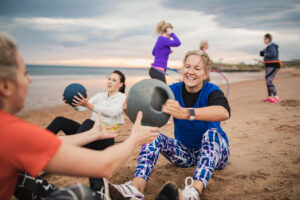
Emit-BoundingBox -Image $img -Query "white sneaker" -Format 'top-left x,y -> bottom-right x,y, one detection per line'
114,181 -> 145,200
180,177 -> 201,200
92,178 -> 128,200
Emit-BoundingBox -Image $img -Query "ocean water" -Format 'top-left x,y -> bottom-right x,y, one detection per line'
22,65 -> 265,113
27,65 -> 148,78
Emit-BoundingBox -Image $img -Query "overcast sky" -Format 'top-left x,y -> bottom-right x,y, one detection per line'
1,0 -> 299,67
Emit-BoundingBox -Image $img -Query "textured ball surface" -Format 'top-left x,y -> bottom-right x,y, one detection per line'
127,79 -> 174,127
63,83 -> 87,106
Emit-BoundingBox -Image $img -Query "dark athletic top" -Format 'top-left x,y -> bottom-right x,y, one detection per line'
170,81 -> 229,148
182,83 -> 231,116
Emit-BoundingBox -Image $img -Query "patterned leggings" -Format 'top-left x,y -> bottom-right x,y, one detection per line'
134,128 -> 230,187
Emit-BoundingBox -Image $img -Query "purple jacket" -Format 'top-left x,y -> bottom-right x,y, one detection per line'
152,33 -> 181,70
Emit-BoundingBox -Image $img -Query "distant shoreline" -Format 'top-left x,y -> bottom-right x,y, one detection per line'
26,63 -> 300,73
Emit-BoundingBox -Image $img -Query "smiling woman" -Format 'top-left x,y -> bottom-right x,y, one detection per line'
115,49 -> 231,200
182,50 -> 212,93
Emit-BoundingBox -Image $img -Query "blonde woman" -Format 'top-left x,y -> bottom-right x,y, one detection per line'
149,20 -> 181,83
117,50 -> 231,200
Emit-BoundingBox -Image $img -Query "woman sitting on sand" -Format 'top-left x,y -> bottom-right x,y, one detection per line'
47,70 -> 126,150
149,20 -> 181,83
0,33 -> 159,200
115,50 -> 231,200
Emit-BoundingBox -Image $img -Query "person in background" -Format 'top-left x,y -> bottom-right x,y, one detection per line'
0,32 -> 159,200
149,20 -> 181,83
199,40 -> 209,52
260,33 -> 280,103
116,50 -> 230,200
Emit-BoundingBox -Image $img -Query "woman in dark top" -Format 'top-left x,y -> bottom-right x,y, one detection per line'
260,33 -> 280,103
115,50 -> 230,200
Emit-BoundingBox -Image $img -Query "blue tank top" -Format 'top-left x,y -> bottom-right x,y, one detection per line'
169,82 -> 229,148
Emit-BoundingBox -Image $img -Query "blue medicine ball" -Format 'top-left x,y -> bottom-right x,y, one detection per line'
63,83 -> 87,106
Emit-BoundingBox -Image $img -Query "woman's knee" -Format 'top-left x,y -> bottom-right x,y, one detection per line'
203,128 -> 221,145
266,79 -> 273,86
53,116 -> 67,122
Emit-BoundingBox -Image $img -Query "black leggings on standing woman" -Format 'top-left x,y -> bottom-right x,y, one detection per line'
149,67 -> 166,83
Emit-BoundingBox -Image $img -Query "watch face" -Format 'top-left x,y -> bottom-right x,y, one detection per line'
189,108 -> 195,116
188,108 -> 195,120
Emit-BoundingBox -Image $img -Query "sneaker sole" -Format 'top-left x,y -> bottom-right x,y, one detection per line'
108,183 -> 132,200
155,183 -> 180,200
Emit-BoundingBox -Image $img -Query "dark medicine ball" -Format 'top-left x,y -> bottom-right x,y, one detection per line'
63,83 -> 87,106
126,79 -> 174,127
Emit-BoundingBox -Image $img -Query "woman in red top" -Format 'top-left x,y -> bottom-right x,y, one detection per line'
0,33 -> 159,200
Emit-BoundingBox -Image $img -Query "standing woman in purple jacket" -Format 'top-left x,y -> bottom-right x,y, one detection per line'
149,20 -> 181,83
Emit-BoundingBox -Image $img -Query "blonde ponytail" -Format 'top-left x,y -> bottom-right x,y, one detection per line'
156,20 -> 173,35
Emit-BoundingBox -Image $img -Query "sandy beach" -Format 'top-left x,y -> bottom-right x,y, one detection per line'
17,68 -> 300,200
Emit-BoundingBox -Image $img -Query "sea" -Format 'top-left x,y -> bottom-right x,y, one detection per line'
22,64 -> 265,113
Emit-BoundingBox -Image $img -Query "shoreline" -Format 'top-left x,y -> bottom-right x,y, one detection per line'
21,71 -> 268,114
17,68 -> 300,199
19,68 -> 294,116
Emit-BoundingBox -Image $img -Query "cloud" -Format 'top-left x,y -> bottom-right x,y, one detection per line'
1,0 -> 299,66
162,0 -> 300,30
0,0 -> 116,18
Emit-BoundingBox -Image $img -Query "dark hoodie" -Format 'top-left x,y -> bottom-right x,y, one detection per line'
264,43 -> 279,61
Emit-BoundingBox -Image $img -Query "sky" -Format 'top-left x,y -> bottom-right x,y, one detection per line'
0,0 -> 300,67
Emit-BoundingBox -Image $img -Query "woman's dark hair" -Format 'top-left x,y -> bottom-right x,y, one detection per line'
264,33 -> 272,42
112,70 -> 126,93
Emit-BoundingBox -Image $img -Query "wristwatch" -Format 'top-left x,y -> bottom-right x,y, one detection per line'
188,108 -> 195,120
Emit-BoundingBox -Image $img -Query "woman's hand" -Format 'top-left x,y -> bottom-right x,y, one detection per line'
72,92 -> 90,107
162,99 -> 189,119
90,112 -> 120,140
129,111 -> 159,145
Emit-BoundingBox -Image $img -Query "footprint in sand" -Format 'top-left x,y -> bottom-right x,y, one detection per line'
275,124 -> 300,133
280,99 -> 300,107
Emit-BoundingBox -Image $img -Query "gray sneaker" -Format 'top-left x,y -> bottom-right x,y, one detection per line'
114,181 -> 145,200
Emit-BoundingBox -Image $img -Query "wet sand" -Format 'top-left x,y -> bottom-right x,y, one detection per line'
18,68 -> 300,200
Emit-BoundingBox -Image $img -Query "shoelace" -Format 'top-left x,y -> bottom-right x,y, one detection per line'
97,187 -> 107,200
185,177 -> 194,187
182,177 -> 200,200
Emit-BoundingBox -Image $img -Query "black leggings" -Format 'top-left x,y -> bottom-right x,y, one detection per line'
45,116 -> 114,196
46,116 -> 114,150
149,67 -> 166,83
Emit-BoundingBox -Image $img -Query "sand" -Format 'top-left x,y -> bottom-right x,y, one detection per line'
18,68 -> 300,200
